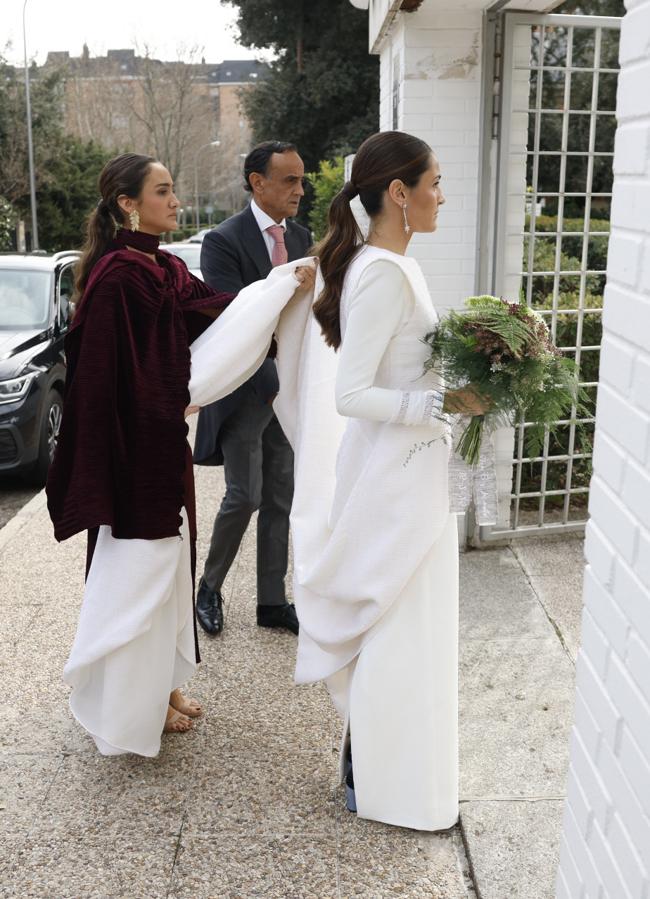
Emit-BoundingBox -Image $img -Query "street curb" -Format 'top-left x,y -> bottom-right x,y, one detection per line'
0,488 -> 48,555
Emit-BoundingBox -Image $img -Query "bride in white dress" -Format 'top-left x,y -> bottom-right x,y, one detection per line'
188,131 -> 488,830
308,131 -> 490,830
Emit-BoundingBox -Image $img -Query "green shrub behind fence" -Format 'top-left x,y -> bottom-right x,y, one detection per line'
518,216 -> 606,510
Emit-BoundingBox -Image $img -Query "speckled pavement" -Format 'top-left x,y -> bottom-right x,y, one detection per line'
0,422 -> 585,899
0,447 -> 475,899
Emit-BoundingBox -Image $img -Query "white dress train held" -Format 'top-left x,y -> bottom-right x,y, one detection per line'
303,249 -> 458,830
188,249 -> 459,830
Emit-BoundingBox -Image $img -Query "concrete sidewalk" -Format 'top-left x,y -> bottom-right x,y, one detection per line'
0,456 -> 584,899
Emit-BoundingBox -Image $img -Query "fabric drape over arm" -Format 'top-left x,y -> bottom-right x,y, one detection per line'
165,255 -> 235,344
336,261 -> 445,427
274,254 -> 454,684
188,259 -> 311,408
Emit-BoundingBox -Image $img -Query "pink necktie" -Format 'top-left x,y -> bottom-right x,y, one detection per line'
266,224 -> 288,267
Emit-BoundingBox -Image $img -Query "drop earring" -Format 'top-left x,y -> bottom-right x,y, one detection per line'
402,204 -> 410,235
129,209 -> 140,232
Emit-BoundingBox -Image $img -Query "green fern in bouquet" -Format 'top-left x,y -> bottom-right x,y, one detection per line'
424,295 -> 587,465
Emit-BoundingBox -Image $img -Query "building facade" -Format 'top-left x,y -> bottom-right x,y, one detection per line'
353,1 -> 600,536
355,1 -> 649,896
42,49 -> 268,220
556,1 -> 650,895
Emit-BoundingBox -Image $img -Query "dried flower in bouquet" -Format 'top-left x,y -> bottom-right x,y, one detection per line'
424,295 -> 586,465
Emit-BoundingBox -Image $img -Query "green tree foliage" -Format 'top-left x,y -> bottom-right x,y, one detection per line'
528,0 -> 624,213
520,215 -> 606,508
37,137 -> 113,251
0,54 -> 111,251
0,59 -> 63,209
557,0 -> 624,14
229,0 -> 379,175
307,156 -> 344,241
0,196 -> 15,251
519,1 -> 623,512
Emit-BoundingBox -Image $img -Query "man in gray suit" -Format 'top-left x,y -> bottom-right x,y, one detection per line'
194,141 -> 312,636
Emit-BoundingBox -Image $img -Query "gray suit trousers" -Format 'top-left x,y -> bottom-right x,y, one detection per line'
201,383 -> 294,606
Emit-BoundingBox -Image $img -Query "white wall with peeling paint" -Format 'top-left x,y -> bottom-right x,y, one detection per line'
376,7 -> 483,316
364,0 -> 567,536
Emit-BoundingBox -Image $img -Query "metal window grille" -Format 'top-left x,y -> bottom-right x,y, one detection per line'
485,13 -> 621,539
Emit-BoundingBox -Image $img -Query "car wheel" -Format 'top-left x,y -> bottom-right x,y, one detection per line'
27,389 -> 63,487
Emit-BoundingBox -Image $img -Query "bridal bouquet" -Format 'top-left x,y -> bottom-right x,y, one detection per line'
424,295 -> 583,465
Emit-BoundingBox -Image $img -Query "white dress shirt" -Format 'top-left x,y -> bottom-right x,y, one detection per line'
251,199 -> 287,262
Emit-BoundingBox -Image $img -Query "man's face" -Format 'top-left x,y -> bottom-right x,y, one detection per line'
252,151 -> 305,222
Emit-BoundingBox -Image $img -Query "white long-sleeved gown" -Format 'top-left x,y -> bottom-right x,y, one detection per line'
188,248 -> 459,830
319,248 -> 458,830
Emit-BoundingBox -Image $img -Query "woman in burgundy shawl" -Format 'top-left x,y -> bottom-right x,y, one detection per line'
46,153 -> 270,756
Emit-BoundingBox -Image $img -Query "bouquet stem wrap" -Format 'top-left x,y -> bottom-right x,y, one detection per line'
456,414 -> 485,466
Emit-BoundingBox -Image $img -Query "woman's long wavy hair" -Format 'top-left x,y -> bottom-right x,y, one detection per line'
73,153 -> 156,303
313,131 -> 432,349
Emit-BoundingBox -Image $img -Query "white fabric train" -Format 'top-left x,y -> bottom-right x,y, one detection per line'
189,250 -> 459,829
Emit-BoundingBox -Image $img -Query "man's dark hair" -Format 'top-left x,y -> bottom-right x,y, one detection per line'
243,141 -> 297,192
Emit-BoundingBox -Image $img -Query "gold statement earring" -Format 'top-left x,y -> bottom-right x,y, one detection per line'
129,209 -> 140,232
402,204 -> 410,235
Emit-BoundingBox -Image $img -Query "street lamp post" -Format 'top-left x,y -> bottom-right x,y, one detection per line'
193,141 -> 220,230
23,0 -> 39,250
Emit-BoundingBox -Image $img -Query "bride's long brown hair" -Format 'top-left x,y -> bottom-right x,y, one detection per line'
313,131 -> 432,349
73,153 -> 156,303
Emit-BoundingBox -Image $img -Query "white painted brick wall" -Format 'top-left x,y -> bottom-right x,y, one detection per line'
499,25 -> 533,304
489,23 -> 534,530
557,2 -> 650,896
375,7 -> 528,530
373,6 -> 521,534
376,7 -> 482,313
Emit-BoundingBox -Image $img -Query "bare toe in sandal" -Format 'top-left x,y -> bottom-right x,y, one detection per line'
164,705 -> 193,733
169,689 -> 203,719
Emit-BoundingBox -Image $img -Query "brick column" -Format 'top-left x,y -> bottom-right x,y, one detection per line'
377,7 -> 483,315
556,2 -> 650,896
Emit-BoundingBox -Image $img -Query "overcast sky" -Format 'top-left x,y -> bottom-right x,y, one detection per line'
3,0 -> 271,66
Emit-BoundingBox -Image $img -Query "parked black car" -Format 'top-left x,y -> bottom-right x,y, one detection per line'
0,251 -> 79,485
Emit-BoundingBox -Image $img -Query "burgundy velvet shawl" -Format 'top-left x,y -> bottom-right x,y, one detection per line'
46,246 -> 233,543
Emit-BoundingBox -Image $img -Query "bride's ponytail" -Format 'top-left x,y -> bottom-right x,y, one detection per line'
313,183 -> 362,349
313,131 -> 433,350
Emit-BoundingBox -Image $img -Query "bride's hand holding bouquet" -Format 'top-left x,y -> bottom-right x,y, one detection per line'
443,385 -> 493,417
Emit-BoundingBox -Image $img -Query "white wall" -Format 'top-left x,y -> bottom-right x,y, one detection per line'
491,21 -> 534,531
496,22 -> 532,304
378,7 -> 483,316
556,2 -> 650,896
376,6 -> 531,533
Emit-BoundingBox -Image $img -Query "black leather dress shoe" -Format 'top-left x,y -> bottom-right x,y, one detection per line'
196,578 -> 224,635
256,603 -> 299,635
